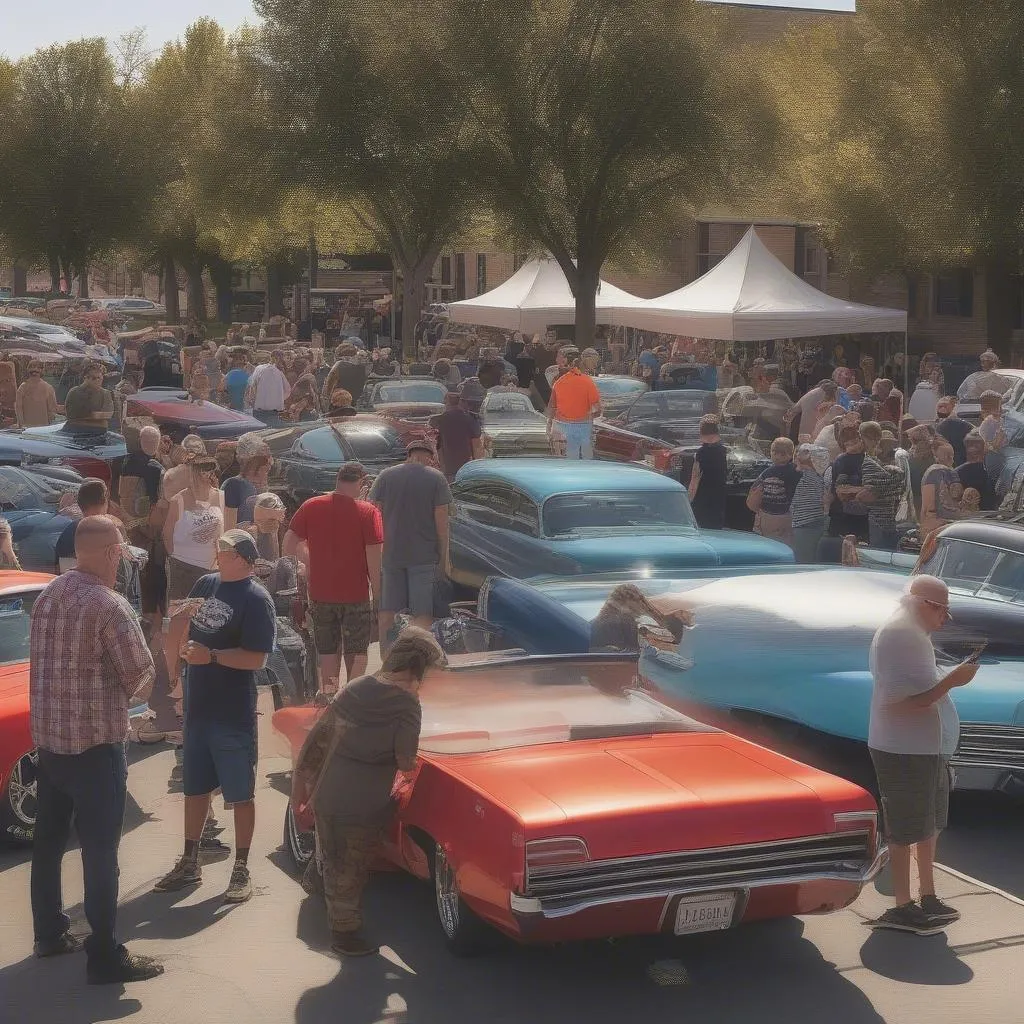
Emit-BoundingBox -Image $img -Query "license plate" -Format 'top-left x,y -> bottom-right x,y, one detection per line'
673,892 -> 737,935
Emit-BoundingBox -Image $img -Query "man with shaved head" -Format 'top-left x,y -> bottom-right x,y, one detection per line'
866,575 -> 979,937
29,514 -> 162,984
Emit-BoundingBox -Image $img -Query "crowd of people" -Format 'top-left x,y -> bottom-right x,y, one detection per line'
19,310 -> 1020,982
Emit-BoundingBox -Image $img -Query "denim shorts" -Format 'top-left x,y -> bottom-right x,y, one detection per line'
381,563 -> 437,615
182,719 -> 257,803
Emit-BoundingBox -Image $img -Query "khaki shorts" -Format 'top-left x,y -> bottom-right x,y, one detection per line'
870,749 -> 951,846
309,600 -> 372,656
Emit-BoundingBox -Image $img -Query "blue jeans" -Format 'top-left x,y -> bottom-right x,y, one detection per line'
556,419 -> 593,459
31,743 -> 128,961
791,521 -> 825,564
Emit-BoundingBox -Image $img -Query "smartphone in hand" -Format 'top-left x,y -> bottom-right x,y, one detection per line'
963,642 -> 988,664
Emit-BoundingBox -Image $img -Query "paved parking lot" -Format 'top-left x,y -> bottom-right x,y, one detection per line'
1,693 -> 1021,1024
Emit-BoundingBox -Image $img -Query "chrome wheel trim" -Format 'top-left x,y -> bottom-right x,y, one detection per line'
434,844 -> 460,938
285,803 -> 315,868
8,750 -> 38,827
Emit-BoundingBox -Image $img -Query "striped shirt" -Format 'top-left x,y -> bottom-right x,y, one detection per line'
30,569 -> 155,754
791,468 -> 826,527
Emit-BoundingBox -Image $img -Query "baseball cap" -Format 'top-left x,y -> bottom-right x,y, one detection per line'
218,529 -> 260,564
336,461 -> 368,482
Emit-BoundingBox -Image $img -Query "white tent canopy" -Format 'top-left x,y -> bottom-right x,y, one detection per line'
447,257 -> 643,334
606,227 -> 908,341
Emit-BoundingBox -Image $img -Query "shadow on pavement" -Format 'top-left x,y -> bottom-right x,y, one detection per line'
293,874 -> 887,1024
0,954 -> 143,1024
859,930 -> 974,985
940,792 -> 1024,900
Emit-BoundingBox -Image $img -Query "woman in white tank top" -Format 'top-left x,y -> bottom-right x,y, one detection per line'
162,452 -> 224,691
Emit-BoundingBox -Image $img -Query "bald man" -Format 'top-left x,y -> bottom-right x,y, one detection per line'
866,575 -> 979,936
29,514 -> 163,984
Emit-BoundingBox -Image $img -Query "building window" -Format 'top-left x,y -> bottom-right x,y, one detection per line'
934,270 -> 974,317
476,254 -> 487,295
697,222 -> 728,277
440,256 -> 451,286
455,254 -> 466,300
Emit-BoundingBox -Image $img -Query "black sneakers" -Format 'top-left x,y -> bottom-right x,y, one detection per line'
153,856 -> 202,892
919,894 -> 961,924
868,901 -> 948,936
34,932 -> 81,958
87,946 -> 164,985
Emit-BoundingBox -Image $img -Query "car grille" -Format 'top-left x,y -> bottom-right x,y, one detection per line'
954,723 -> 1024,771
525,831 -> 873,905
491,437 -> 552,456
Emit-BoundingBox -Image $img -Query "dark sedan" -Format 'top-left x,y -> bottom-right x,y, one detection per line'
126,388 -> 265,447
0,465 -> 82,571
592,375 -> 649,417
267,418 -> 409,508
0,423 -> 126,486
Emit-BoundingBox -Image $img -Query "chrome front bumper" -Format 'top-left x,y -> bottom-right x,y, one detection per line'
509,846 -> 889,920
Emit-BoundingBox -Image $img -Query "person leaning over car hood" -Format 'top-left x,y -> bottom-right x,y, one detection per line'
291,625 -> 446,958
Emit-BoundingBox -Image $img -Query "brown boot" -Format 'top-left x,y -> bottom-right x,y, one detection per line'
331,930 -> 378,957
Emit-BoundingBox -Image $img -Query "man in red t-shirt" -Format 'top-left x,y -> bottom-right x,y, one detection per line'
283,462 -> 383,694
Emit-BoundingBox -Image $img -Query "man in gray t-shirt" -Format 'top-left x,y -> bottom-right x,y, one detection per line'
369,439 -> 453,646
866,575 -> 978,936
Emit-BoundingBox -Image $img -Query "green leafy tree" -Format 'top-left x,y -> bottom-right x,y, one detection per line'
0,39 -> 160,296
765,1 -> 1024,357
250,0 -> 481,354
447,0 -> 781,346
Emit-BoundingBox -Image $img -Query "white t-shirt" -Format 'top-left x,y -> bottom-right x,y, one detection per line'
868,607 -> 958,758
251,364 -> 290,411
796,387 -> 826,433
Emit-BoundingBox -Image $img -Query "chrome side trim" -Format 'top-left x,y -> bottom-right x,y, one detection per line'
510,847 -> 889,920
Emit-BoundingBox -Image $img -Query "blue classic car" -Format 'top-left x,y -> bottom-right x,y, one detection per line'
448,459 -> 793,589
476,563 -> 1024,794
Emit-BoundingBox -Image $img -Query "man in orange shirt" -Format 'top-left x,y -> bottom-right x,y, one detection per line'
546,349 -> 601,459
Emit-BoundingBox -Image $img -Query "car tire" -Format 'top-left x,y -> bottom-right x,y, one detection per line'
283,802 -> 315,873
1,749 -> 38,844
432,842 -> 491,956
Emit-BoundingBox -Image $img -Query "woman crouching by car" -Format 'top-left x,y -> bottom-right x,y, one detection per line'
291,626 -> 446,957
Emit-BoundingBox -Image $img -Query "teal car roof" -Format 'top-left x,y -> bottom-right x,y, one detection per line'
454,458 -> 684,501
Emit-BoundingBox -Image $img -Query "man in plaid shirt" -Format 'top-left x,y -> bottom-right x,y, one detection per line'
29,515 -> 163,985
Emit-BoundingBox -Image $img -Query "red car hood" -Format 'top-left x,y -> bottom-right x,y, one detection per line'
438,735 -> 850,860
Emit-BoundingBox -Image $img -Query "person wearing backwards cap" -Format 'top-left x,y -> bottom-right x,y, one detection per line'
153,529 -> 277,904
866,574 -> 978,936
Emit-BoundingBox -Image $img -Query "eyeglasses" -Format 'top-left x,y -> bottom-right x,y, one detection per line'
922,597 -> 952,618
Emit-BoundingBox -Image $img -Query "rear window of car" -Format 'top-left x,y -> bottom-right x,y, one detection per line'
542,489 -> 696,535
376,382 -> 447,405
417,661 -> 712,754
595,378 -> 647,396
0,590 -> 40,666
483,392 -> 535,415
296,429 -> 344,460
344,426 -> 403,461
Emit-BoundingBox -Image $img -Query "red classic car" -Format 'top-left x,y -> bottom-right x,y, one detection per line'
0,571 -> 56,843
273,655 -> 885,955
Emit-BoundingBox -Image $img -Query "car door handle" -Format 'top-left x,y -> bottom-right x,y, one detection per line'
642,647 -> 694,672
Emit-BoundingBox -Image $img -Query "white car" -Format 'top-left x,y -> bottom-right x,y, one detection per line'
108,297 -> 167,318
0,315 -> 84,346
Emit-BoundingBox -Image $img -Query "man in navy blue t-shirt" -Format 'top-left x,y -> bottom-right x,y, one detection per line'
154,529 -> 276,904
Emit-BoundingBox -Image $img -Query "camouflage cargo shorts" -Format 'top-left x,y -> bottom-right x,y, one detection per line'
309,600 -> 373,656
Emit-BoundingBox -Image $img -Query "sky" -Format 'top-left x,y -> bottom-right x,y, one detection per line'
1,0 -> 259,60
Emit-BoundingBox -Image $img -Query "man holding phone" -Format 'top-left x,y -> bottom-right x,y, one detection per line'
867,575 -> 979,935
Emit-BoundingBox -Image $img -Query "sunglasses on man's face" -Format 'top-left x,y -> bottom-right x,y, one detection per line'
922,597 -> 952,619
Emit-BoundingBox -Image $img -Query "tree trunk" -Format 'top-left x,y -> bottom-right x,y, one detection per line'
573,260 -> 601,353
983,255 -> 1018,364
48,254 -> 60,294
266,263 -> 285,317
13,265 -> 27,296
183,263 -> 206,321
163,256 -> 181,323
77,267 -> 90,299
400,259 -> 433,360
59,256 -> 72,295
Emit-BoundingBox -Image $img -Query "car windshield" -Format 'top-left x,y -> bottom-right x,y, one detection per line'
956,371 -> 1016,401
0,590 -> 40,666
0,466 -> 61,511
920,538 -> 1024,601
596,378 -> 647,397
417,659 -> 712,754
629,393 -> 708,421
296,428 -> 344,460
543,489 -> 696,535
483,392 -> 537,417
375,382 -> 447,405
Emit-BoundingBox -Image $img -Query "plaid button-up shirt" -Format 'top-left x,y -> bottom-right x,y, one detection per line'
30,569 -> 155,755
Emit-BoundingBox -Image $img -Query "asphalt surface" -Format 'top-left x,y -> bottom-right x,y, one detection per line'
1,689 -> 1022,1024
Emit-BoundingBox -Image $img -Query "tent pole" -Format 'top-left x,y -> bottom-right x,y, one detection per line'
903,330 -> 909,403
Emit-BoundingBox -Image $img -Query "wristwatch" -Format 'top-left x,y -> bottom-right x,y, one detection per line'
210,650 -> 218,665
